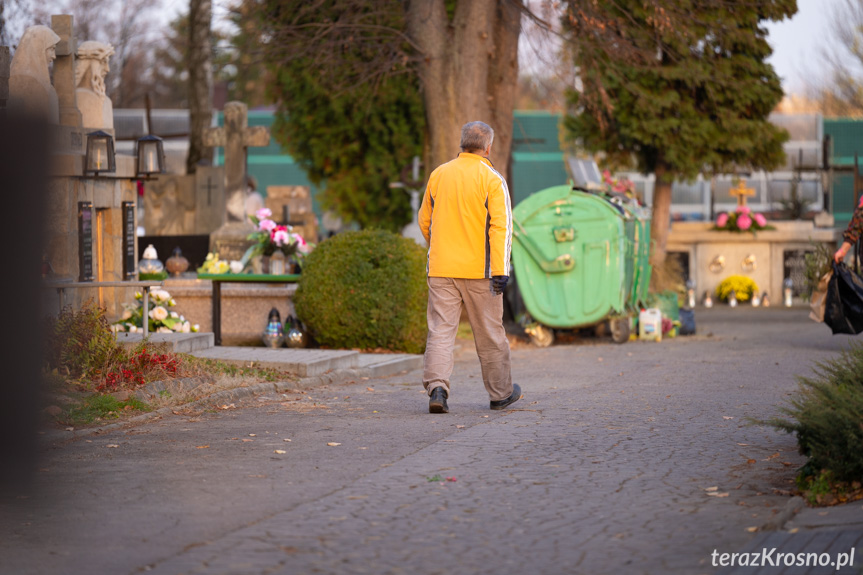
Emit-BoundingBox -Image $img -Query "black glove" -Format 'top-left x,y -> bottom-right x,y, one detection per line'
491,275 -> 508,295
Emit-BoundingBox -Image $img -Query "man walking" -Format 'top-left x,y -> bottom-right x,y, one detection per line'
418,121 -> 522,414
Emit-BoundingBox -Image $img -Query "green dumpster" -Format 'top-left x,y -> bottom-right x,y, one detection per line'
511,185 -> 651,346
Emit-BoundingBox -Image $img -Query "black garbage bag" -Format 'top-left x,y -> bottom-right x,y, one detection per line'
678,308 -> 696,335
824,262 -> 863,335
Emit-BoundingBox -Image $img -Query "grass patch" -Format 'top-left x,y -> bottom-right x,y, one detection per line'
65,395 -> 151,426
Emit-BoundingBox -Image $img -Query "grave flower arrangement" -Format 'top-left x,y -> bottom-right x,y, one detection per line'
716,275 -> 759,302
242,208 -> 313,265
111,289 -> 200,334
713,205 -> 773,233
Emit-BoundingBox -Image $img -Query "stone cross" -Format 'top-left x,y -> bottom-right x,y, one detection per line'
203,101 -> 269,223
51,15 -> 82,128
730,179 -> 756,207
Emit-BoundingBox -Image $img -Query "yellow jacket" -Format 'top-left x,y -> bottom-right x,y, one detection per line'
418,152 -> 512,279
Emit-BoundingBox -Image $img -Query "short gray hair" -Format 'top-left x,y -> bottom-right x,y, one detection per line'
460,121 -> 494,153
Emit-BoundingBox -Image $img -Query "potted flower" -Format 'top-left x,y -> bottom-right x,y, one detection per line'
242,208 -> 313,273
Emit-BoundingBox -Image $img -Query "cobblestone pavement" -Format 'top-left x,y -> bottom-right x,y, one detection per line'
2,308 -> 861,575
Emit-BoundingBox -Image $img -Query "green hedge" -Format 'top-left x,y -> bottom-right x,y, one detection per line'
294,230 -> 428,353
770,343 -> 863,483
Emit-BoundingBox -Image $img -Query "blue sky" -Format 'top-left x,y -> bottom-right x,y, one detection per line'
764,0 -> 835,95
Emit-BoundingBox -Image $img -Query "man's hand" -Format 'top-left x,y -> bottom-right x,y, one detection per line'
491,275 -> 508,295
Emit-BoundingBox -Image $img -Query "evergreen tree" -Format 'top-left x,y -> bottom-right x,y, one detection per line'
563,0 -> 795,264
259,0 -> 425,231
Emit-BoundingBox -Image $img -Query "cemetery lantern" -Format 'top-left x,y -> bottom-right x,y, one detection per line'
135,134 -> 166,177
84,130 -> 116,175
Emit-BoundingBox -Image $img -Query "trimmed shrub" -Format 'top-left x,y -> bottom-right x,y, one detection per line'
294,230 -> 428,353
769,343 -> 863,483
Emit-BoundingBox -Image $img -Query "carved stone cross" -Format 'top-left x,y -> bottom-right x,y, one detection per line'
203,101 -> 269,223
51,14 -> 82,128
730,179 -> 756,207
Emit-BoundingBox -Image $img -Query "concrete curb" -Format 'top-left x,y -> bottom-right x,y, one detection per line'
41,362 -> 421,442
761,495 -> 806,531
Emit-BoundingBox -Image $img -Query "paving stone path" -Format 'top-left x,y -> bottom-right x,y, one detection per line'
2,308 -> 861,575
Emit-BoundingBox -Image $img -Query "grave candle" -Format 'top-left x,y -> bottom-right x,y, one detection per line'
97,147 -> 102,170
148,150 -> 154,173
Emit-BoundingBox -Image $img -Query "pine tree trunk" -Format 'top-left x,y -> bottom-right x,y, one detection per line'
406,0 -> 519,183
650,162 -> 672,266
186,0 -> 213,175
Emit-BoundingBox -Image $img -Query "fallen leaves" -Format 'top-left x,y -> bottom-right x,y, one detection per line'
196,445 -> 209,449
274,450 -> 286,454
366,387 -> 375,392
746,526 -> 759,533
106,444 -> 119,448
219,404 -> 236,410
722,416 -> 734,420
327,442 -> 341,447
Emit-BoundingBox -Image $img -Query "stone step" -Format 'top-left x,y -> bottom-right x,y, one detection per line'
357,353 -> 423,378
116,332 -> 215,353
189,347 -> 359,377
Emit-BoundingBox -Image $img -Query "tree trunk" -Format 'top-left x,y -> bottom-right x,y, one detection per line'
650,162 -> 672,266
406,0 -> 520,184
186,0 -> 213,175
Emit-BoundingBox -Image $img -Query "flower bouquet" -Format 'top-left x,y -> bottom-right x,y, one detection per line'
242,208 -> 312,267
713,205 -> 774,233
716,275 -> 759,302
197,252 -> 243,275
111,289 -> 200,334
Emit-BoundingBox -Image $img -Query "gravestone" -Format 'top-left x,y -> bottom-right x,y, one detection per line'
144,175 -> 196,235
265,185 -> 318,241
203,101 -> 270,260
194,166 -> 226,235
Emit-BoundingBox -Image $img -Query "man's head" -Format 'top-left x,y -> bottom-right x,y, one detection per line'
460,121 -> 494,156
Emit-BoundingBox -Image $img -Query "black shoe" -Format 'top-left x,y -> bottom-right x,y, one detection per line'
490,383 -> 522,411
429,387 -> 449,413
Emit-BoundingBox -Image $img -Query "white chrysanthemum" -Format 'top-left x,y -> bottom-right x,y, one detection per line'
172,322 -> 184,332
170,311 -> 179,318
229,260 -> 243,274
128,325 -> 138,333
110,324 -> 124,333
149,306 -> 169,321
181,321 -> 191,333
192,324 -> 200,332
121,309 -> 133,320
157,327 -> 172,333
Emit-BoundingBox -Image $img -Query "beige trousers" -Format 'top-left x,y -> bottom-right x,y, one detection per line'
423,277 -> 513,401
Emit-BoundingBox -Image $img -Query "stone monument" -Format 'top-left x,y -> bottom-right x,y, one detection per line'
51,15 -> 82,128
8,25 -> 61,122
144,175 -> 196,235
203,101 -> 270,260
75,40 -> 114,130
